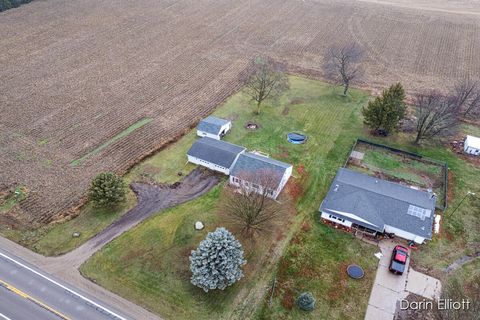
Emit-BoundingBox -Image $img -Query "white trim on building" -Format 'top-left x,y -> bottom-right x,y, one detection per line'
229,165 -> 292,199
187,155 -> 232,175
197,121 -> 232,140
464,135 -> 480,156
320,212 -> 353,227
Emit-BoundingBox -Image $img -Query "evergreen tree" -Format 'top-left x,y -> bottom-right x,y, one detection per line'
362,83 -> 406,135
88,172 -> 126,206
189,228 -> 246,292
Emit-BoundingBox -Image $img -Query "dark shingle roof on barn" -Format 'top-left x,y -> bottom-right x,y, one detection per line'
187,137 -> 245,169
197,116 -> 231,135
320,168 -> 436,239
231,152 -> 292,185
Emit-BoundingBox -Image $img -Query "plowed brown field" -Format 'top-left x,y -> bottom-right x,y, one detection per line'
1,0 -> 479,227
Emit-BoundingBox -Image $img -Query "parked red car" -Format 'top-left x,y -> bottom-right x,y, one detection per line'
389,245 -> 409,275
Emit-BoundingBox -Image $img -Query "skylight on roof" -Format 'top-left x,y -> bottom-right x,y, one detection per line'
407,205 -> 431,221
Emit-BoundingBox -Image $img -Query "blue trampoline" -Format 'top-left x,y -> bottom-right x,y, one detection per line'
287,132 -> 307,144
347,264 -> 364,279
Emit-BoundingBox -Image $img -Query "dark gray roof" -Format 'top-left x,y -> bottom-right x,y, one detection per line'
197,116 -> 231,135
319,168 -> 436,239
187,137 -> 245,169
231,152 -> 292,186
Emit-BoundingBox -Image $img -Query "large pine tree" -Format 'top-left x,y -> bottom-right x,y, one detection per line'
362,83 -> 406,135
189,228 -> 246,292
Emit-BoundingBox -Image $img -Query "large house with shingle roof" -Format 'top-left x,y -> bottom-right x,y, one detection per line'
319,168 -> 436,244
197,116 -> 232,140
186,137 -> 292,199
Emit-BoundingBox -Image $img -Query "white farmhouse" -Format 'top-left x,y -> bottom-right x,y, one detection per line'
229,152 -> 293,199
319,168 -> 436,244
187,137 -> 245,175
197,116 -> 232,140
464,135 -> 480,156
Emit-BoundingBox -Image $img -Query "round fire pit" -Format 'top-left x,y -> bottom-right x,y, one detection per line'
245,122 -> 259,130
347,264 -> 364,279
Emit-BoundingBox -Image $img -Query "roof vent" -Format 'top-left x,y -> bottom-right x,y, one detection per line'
334,184 -> 339,192
251,150 -> 269,158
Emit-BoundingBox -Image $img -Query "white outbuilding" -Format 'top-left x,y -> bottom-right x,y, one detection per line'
464,135 -> 480,156
187,137 -> 245,175
197,116 -> 232,140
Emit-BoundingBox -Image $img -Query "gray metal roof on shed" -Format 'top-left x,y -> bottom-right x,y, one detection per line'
319,168 -> 436,239
231,152 -> 292,186
197,116 -> 231,135
187,137 -> 245,169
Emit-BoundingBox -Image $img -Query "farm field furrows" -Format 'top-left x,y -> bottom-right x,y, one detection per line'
1,0 -> 479,227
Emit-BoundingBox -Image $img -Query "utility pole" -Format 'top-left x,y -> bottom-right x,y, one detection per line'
449,191 -> 476,217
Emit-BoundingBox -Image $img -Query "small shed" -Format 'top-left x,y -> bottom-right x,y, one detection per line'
464,135 -> 480,156
197,116 -> 232,140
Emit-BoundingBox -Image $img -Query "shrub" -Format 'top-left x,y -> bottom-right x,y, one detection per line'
189,227 -> 246,292
88,172 -> 126,206
297,292 -> 316,311
362,83 -> 406,135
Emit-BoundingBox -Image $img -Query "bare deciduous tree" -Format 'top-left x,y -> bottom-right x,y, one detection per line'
414,92 -> 460,144
242,57 -> 289,115
221,170 -> 283,236
452,79 -> 480,118
323,43 -> 364,96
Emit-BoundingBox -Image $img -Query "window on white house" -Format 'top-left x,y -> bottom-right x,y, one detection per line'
328,214 -> 345,223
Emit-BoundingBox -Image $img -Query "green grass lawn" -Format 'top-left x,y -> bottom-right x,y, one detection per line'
462,123 -> 480,137
347,141 -> 446,208
0,186 -> 27,213
125,130 -> 198,185
5,75 -> 478,319
81,77 -> 380,319
1,191 -> 136,256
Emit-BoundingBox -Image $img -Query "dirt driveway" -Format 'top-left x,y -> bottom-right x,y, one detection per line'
365,240 -> 441,320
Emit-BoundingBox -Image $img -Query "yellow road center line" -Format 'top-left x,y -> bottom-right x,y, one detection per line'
0,279 -> 72,320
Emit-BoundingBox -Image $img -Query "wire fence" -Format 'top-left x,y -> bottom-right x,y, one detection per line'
344,139 -> 448,211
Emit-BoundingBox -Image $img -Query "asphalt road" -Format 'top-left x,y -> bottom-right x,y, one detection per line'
0,284 -> 61,320
0,249 -> 129,320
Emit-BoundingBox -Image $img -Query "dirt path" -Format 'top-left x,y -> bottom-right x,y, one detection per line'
0,168 -> 220,320
444,252 -> 480,273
